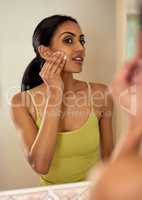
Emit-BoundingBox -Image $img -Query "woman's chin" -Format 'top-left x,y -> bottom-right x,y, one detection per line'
63,65 -> 82,73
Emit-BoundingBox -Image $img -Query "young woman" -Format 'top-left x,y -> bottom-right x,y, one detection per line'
11,15 -> 113,185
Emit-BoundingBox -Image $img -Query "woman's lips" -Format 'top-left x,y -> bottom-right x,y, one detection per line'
72,57 -> 84,64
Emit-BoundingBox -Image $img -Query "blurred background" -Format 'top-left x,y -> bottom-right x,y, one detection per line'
0,0 -> 138,191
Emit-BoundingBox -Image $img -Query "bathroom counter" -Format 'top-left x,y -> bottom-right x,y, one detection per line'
0,181 -> 90,199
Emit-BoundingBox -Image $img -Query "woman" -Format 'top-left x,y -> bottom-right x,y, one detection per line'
11,15 -> 113,185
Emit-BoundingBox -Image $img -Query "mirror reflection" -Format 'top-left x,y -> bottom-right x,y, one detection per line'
0,0 -> 116,191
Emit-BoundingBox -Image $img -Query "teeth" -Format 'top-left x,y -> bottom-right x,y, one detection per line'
74,57 -> 82,61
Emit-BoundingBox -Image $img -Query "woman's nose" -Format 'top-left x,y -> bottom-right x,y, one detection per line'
75,41 -> 85,52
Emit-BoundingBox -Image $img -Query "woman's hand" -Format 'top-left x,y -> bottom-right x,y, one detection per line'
110,58 -> 142,159
39,51 -> 67,91
111,23 -> 142,128
111,57 -> 142,128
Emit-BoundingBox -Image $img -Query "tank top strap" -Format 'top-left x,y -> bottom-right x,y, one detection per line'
27,90 -> 40,121
86,81 -> 94,114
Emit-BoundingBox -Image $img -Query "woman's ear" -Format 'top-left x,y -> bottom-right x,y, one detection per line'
38,45 -> 52,60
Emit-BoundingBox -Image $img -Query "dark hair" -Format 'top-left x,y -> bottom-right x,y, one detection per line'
21,15 -> 78,91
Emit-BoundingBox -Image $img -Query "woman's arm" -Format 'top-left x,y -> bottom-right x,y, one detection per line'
91,83 -> 114,160
11,88 -> 63,175
111,127 -> 142,160
11,52 -> 66,175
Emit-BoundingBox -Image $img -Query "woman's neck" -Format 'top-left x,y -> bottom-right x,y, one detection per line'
41,72 -> 76,94
61,72 -> 75,92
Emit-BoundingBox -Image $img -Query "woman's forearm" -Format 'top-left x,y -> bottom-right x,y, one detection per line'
112,125 -> 142,161
29,88 -> 63,174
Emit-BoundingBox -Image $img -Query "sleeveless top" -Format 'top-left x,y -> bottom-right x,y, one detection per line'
27,82 -> 100,185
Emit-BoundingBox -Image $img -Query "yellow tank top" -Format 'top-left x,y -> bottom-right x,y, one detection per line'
27,82 -> 100,185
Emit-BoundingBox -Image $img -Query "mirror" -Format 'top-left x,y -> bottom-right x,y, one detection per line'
0,0 -> 117,191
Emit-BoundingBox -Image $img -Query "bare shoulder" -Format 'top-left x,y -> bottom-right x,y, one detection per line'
10,92 -> 28,125
89,82 -> 109,93
90,82 -> 113,111
10,90 -> 38,128
11,91 -> 25,105
10,91 -> 30,108
74,80 -> 110,96
11,83 -> 45,107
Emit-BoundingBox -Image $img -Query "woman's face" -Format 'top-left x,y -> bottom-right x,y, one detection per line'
49,20 -> 86,73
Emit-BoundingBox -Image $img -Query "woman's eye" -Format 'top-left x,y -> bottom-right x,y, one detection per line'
80,39 -> 86,46
63,37 -> 73,44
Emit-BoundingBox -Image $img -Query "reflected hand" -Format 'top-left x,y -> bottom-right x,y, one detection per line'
39,51 -> 67,91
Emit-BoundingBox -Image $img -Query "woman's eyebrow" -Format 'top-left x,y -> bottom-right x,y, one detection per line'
59,32 -> 84,38
80,34 -> 85,38
59,32 -> 75,37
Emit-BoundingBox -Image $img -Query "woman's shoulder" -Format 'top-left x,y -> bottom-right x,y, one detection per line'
74,79 -> 109,93
10,92 -> 32,117
89,82 -> 113,111
11,91 -> 27,106
89,82 -> 109,93
11,83 -> 45,103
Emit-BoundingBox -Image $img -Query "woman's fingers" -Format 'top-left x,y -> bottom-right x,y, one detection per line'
111,58 -> 142,96
56,55 -> 67,74
47,52 -> 62,71
50,53 -> 66,74
39,51 -> 66,81
39,63 -> 48,77
41,54 -> 59,78
39,52 -> 61,76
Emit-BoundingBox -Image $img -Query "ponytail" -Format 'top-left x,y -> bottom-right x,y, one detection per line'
21,56 -> 44,91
